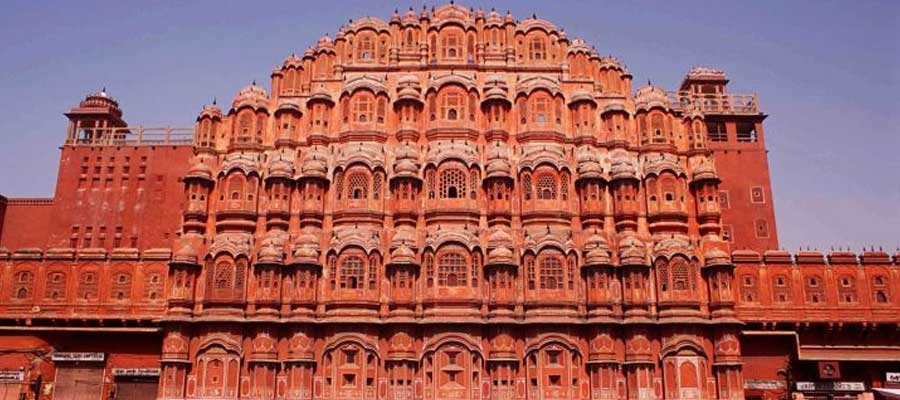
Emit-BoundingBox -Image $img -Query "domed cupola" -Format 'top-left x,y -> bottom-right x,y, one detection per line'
486,226 -> 515,267
643,152 -> 685,177
396,75 -> 423,104
198,103 -> 223,121
485,141 -> 512,180
575,145 -> 604,183
257,234 -> 285,266
389,243 -> 418,266
231,82 -> 269,112
618,235 -> 649,266
391,142 -> 421,181
184,156 -> 214,182
634,84 -> 670,113
583,229 -> 612,267
609,153 -> 638,181
282,53 -> 303,70
172,242 -> 200,266
299,145 -> 329,180
79,88 -> 123,118
291,229 -> 321,266
704,247 -> 730,268
266,155 -> 295,181
568,88 -> 596,107
690,157 -> 720,184
482,75 -> 510,105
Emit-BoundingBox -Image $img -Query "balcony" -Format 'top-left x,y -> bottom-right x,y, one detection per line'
669,91 -> 760,115
67,126 -> 194,147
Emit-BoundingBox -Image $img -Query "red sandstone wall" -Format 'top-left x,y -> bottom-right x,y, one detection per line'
44,145 -> 193,250
0,199 -> 54,250
708,120 -> 779,253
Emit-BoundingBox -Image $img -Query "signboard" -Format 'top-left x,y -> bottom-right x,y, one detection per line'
744,380 -> 786,390
51,352 -> 105,362
0,370 -> 24,382
796,381 -> 865,392
888,373 -> 900,383
112,368 -> 160,377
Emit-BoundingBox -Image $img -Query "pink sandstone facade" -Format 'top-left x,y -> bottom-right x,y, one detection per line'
0,4 -> 897,400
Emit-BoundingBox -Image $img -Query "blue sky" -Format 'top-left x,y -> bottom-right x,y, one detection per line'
0,0 -> 897,251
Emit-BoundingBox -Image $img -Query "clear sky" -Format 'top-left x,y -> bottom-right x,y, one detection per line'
0,1 -> 897,252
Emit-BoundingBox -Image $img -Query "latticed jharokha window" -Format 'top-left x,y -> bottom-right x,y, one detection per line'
529,37 -> 546,61
354,96 -> 373,123
439,168 -> 467,199
340,256 -> 365,289
671,260 -> 691,291
358,37 -> 374,60
533,96 -> 549,124
442,92 -> 462,120
442,33 -> 461,59
535,174 -> 557,200
539,256 -> 564,290
438,252 -> 467,287
347,172 -> 369,200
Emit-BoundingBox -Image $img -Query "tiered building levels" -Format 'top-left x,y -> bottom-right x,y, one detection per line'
0,4 -> 895,400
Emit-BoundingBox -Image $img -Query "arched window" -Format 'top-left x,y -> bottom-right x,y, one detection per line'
529,37 -> 546,61
442,32 -> 461,59
671,260 -> 691,291
532,96 -> 550,124
238,114 -> 252,142
340,256 -> 365,289
439,168 -> 467,199
353,94 -> 373,123
442,91 -> 462,121
536,174 -> 557,200
539,255 -> 564,290
358,36 -> 374,60
347,172 -> 369,200
522,173 -> 532,200
438,251 -> 467,287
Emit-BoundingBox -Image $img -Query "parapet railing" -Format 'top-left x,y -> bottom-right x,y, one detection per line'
667,91 -> 759,114
66,126 -> 195,147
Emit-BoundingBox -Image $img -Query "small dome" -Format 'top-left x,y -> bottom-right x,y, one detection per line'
487,226 -> 513,248
487,246 -> 515,266
618,235 -> 648,266
257,242 -> 284,265
485,142 -> 512,179
704,247 -> 731,267
392,142 -> 421,179
291,230 -> 320,265
635,84 -> 670,112
232,82 -> 269,111
390,243 -> 418,265
576,146 -> 604,182
691,159 -> 719,183
609,154 -> 637,181
282,53 -> 303,69
568,89 -> 595,106
185,158 -> 214,181
198,103 -> 223,120
583,231 -> 611,266
173,243 -> 199,265
267,157 -> 295,180
300,147 -> 328,178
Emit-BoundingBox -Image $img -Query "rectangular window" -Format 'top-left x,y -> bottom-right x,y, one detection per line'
736,122 -> 758,142
718,190 -> 730,209
706,121 -> 727,142
750,186 -> 765,204
754,219 -> 770,238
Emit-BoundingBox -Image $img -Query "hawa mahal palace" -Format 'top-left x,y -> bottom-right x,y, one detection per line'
0,4 -> 897,400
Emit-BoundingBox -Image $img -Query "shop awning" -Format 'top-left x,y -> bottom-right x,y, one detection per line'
799,346 -> 900,362
873,388 -> 900,399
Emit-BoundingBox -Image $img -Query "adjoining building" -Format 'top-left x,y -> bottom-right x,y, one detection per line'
0,4 -> 896,400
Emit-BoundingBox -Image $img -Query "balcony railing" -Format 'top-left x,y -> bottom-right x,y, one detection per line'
668,91 -> 759,115
67,126 -> 194,146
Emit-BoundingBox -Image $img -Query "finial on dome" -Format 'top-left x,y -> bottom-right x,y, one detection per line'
450,0 -> 454,4
252,79 -> 257,85
533,13 -> 537,19
213,97 -> 217,105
